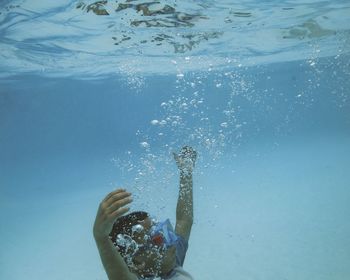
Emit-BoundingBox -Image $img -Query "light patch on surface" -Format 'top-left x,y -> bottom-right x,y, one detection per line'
0,0 -> 349,78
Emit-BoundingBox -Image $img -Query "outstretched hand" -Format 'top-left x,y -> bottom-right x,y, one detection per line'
173,146 -> 197,174
93,189 -> 132,240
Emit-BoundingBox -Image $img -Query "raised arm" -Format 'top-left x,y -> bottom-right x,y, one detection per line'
173,146 -> 197,241
93,189 -> 137,280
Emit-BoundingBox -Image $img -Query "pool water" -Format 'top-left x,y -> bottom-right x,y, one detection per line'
1,1 -> 350,280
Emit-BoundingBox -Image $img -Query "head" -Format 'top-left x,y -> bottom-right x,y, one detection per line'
109,211 -> 177,278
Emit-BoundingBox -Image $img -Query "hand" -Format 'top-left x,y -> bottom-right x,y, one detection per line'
173,146 -> 197,173
93,189 -> 132,240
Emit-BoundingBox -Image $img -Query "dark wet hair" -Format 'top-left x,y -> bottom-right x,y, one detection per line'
109,211 -> 149,255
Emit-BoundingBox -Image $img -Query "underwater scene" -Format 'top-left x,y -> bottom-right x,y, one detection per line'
0,0 -> 350,279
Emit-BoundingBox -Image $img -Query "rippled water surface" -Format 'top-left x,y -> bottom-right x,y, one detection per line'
0,0 -> 349,76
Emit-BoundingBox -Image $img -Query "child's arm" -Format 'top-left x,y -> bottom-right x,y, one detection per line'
173,146 -> 197,241
93,189 -> 138,280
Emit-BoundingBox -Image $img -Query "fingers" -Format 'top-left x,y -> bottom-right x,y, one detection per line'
103,188 -> 125,202
191,150 -> 197,160
180,146 -> 196,157
94,189 -> 133,238
109,206 -> 130,221
173,152 -> 179,162
181,146 -> 191,153
98,190 -> 132,224
108,194 -> 133,214
177,147 -> 197,163
101,189 -> 132,214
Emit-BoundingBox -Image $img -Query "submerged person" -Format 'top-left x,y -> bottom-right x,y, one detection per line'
93,146 -> 197,280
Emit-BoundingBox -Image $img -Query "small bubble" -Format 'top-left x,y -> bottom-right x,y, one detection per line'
132,224 -> 144,234
140,142 -> 150,149
308,60 -> 316,66
177,73 -> 184,78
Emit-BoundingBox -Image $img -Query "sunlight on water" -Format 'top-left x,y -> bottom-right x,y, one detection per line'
0,0 -> 349,77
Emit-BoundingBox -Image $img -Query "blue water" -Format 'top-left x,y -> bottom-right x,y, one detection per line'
1,1 -> 350,280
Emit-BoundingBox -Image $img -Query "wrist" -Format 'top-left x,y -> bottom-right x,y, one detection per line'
93,230 -> 110,243
94,236 -> 113,250
180,169 -> 193,178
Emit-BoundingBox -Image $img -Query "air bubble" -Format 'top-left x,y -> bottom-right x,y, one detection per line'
177,73 -> 184,78
140,142 -> 150,149
132,224 -> 144,233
